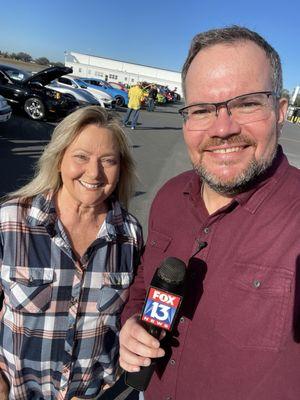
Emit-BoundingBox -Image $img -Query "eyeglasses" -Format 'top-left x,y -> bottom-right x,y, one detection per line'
178,91 -> 279,131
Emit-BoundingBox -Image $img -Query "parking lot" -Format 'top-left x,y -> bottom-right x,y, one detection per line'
0,106 -> 300,234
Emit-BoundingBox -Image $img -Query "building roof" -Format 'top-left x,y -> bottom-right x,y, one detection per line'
67,51 -> 181,74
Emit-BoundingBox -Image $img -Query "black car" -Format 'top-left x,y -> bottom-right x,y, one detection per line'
0,65 -> 78,120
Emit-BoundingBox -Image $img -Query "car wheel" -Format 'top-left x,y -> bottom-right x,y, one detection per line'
24,98 -> 45,120
115,96 -> 125,107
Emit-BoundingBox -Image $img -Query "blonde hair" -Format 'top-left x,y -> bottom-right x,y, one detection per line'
8,106 -> 136,208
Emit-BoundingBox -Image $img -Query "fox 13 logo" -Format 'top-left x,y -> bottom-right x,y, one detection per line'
141,288 -> 182,331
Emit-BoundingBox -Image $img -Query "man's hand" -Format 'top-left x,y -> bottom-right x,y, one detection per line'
0,374 -> 9,400
119,314 -> 165,372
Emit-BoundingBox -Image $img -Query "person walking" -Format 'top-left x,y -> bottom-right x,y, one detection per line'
147,85 -> 158,112
123,82 -> 144,130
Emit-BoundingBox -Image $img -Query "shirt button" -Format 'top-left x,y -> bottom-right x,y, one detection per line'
203,227 -> 209,234
70,297 -> 79,306
63,365 -> 70,373
150,240 -> 157,246
180,317 -> 185,323
165,396 -> 172,400
170,359 -> 176,365
253,279 -> 261,288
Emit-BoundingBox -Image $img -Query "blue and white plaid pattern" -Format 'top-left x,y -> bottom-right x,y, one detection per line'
0,192 -> 143,400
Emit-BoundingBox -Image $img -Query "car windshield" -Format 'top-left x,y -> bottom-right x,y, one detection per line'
74,79 -> 88,89
103,81 -> 112,88
90,80 -> 112,89
3,67 -> 31,82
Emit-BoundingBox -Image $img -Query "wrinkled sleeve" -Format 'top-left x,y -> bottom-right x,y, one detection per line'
121,254 -> 146,325
0,222 -> 3,307
121,215 -> 146,325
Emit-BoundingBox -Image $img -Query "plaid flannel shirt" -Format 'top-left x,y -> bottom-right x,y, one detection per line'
0,192 -> 143,400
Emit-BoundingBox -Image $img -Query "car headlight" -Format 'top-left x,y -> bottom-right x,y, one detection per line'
45,90 -> 62,100
0,99 -> 8,107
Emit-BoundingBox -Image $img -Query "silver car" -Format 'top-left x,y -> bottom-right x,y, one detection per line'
56,76 -> 116,109
0,95 -> 12,122
47,80 -> 100,107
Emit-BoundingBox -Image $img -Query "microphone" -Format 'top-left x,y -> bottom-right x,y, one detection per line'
125,257 -> 186,391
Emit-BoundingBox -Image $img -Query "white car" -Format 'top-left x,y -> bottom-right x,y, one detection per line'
47,80 -> 100,107
56,76 -> 116,109
0,94 -> 12,122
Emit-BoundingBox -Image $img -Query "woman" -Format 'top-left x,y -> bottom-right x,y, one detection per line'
0,106 -> 143,400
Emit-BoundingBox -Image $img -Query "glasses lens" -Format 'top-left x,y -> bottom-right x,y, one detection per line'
228,93 -> 273,124
182,104 -> 216,131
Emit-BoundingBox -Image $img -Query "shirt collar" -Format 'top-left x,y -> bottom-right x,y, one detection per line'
235,146 -> 289,214
26,191 -> 56,227
26,191 -> 128,237
183,145 -> 289,214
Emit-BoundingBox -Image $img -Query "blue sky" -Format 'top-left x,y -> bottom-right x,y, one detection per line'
0,0 -> 299,92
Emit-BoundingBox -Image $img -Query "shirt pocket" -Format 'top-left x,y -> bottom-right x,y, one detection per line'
6,266 -> 54,313
97,272 -> 133,314
143,229 -> 172,268
214,262 -> 293,351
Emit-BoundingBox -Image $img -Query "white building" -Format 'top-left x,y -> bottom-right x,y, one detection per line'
64,51 -> 183,96
291,86 -> 300,105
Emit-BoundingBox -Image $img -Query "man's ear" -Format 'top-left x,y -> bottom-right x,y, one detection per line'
277,97 -> 288,125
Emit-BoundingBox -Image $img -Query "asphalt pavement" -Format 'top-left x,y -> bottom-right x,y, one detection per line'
0,105 -> 300,399
0,105 -> 300,237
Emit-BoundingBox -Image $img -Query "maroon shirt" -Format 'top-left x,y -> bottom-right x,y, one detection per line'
122,147 -> 300,400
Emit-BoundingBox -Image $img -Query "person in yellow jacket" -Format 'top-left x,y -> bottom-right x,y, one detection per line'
122,83 -> 144,130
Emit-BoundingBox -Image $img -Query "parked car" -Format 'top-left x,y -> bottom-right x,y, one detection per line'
56,76 -> 115,109
108,82 -> 128,92
47,79 -> 100,107
0,65 -> 78,120
81,78 -> 128,107
0,94 -> 12,122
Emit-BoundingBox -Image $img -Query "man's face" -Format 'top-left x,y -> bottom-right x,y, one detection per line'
183,41 -> 287,194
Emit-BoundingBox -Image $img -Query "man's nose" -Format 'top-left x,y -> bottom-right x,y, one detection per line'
207,106 -> 241,138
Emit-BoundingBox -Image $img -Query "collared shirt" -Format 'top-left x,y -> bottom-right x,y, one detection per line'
122,147 -> 300,400
0,192 -> 143,400
128,86 -> 144,110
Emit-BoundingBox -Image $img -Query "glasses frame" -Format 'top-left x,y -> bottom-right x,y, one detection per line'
178,91 -> 279,124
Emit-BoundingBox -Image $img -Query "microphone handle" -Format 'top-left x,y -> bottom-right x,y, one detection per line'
124,322 -> 161,391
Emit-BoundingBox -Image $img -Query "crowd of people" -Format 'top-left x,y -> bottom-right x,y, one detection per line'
1,24 -> 300,400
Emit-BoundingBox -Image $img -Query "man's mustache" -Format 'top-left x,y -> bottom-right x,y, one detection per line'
199,135 -> 256,151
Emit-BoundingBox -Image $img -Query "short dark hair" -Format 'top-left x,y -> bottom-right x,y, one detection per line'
181,25 -> 282,98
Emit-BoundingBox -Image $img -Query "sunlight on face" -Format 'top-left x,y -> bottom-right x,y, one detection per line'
59,124 -> 120,210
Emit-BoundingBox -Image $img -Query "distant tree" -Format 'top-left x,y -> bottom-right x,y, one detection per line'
35,57 -> 50,66
10,52 -> 18,59
281,89 -> 290,103
16,52 -> 32,62
51,61 -> 64,67
0,51 -> 9,58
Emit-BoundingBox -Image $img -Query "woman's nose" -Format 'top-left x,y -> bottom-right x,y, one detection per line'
86,160 -> 103,179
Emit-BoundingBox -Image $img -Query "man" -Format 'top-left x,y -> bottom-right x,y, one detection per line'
123,82 -> 144,130
147,84 -> 158,112
119,26 -> 300,400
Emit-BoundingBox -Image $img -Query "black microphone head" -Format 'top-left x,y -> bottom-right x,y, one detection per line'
157,257 -> 186,285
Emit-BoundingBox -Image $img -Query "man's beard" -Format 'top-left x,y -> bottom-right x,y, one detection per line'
193,139 -> 278,196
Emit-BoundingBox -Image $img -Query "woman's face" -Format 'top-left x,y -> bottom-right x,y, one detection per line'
59,124 -> 120,210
